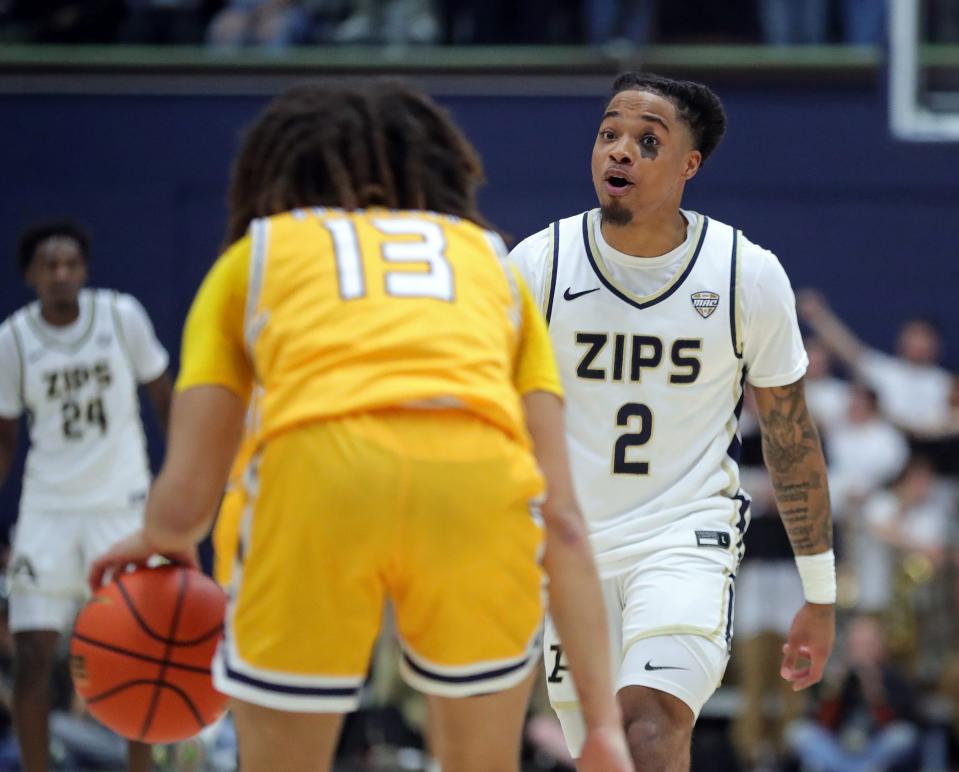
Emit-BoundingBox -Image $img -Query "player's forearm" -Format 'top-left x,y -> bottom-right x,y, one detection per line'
771,456 -> 832,556
543,512 -> 621,731
521,390 -> 621,730
755,381 -> 833,556
144,472 -> 218,552
144,385 -> 244,552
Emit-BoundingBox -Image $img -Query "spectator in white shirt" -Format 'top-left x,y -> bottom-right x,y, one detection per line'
827,385 -> 909,523
798,291 -> 952,436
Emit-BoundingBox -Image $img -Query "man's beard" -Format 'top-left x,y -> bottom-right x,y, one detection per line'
600,201 -> 632,226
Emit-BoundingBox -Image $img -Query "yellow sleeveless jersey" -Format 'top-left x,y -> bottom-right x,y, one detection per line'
177,208 -> 562,447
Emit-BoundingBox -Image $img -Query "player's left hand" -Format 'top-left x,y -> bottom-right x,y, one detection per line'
780,601 -> 835,691
88,528 -> 199,592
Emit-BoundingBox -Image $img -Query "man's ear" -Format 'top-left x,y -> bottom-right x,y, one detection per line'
683,150 -> 702,181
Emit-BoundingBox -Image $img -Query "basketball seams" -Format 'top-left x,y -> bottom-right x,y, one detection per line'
115,573 -> 224,646
140,567 -> 193,739
85,679 -> 207,730
71,631 -> 212,675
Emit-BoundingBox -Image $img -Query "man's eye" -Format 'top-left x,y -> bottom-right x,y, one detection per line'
642,135 -> 659,145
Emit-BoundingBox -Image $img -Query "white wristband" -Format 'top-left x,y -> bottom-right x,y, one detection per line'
795,550 -> 837,604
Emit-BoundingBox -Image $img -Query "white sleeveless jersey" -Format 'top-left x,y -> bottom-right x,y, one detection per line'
511,209 -> 807,578
4,290 -> 153,512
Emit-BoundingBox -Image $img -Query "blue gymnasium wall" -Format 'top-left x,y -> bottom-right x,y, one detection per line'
1,81 -> 957,533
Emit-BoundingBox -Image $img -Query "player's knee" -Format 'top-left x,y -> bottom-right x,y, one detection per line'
622,696 -> 692,768
624,714 -> 687,755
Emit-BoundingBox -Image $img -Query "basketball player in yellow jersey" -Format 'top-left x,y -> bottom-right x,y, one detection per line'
90,81 -> 632,772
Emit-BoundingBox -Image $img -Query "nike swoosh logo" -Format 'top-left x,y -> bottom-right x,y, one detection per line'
563,287 -> 601,301
644,661 -> 689,672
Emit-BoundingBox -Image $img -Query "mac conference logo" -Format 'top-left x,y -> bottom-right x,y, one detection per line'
691,291 -> 720,319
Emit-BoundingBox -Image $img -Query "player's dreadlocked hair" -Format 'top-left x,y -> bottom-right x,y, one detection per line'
225,80 -> 489,246
611,72 -> 727,164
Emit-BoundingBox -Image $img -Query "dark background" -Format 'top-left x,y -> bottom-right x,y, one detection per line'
2,77 -> 957,532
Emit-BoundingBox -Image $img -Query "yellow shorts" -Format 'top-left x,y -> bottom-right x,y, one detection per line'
212,410 -> 546,713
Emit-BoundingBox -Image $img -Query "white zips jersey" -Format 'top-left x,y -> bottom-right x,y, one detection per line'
511,209 -> 806,580
6,290 -> 152,512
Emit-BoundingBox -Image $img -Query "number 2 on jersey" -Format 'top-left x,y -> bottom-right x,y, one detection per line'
325,218 -> 454,301
613,402 -> 652,475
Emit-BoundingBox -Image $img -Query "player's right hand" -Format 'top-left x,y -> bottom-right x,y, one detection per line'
88,528 -> 199,592
578,724 -> 634,772
780,601 -> 835,691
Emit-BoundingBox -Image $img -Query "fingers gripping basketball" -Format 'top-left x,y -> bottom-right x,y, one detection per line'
70,564 -> 228,744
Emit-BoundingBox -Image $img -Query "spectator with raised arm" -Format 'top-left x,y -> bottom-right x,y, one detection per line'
798,291 -> 953,437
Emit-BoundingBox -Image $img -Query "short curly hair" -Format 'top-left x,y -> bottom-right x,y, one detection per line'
611,72 -> 727,164
17,219 -> 90,275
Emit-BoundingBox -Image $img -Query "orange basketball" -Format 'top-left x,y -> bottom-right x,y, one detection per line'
70,564 -> 229,744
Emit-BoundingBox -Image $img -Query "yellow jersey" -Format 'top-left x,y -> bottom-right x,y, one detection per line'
177,208 -> 561,447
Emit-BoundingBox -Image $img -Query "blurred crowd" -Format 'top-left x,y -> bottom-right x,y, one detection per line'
730,291 -> 959,771
4,0 -> 959,49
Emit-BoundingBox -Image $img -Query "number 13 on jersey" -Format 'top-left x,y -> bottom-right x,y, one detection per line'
325,218 -> 455,302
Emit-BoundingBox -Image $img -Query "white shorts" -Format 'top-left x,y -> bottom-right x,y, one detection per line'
7,507 -> 144,633
544,549 -> 733,757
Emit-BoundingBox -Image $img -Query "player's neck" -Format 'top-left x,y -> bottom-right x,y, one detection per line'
600,210 -> 687,258
39,300 -> 81,327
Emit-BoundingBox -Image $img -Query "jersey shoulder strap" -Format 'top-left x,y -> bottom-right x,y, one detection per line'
689,215 -> 743,360
543,219 -> 560,323
104,289 -> 137,371
729,228 -> 744,360
546,210 -> 594,324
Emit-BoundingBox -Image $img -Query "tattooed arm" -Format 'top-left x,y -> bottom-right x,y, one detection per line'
753,377 -> 832,555
753,377 -> 835,690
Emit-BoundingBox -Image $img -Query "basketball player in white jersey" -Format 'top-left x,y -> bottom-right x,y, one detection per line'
510,73 -> 836,770
0,220 -> 172,772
